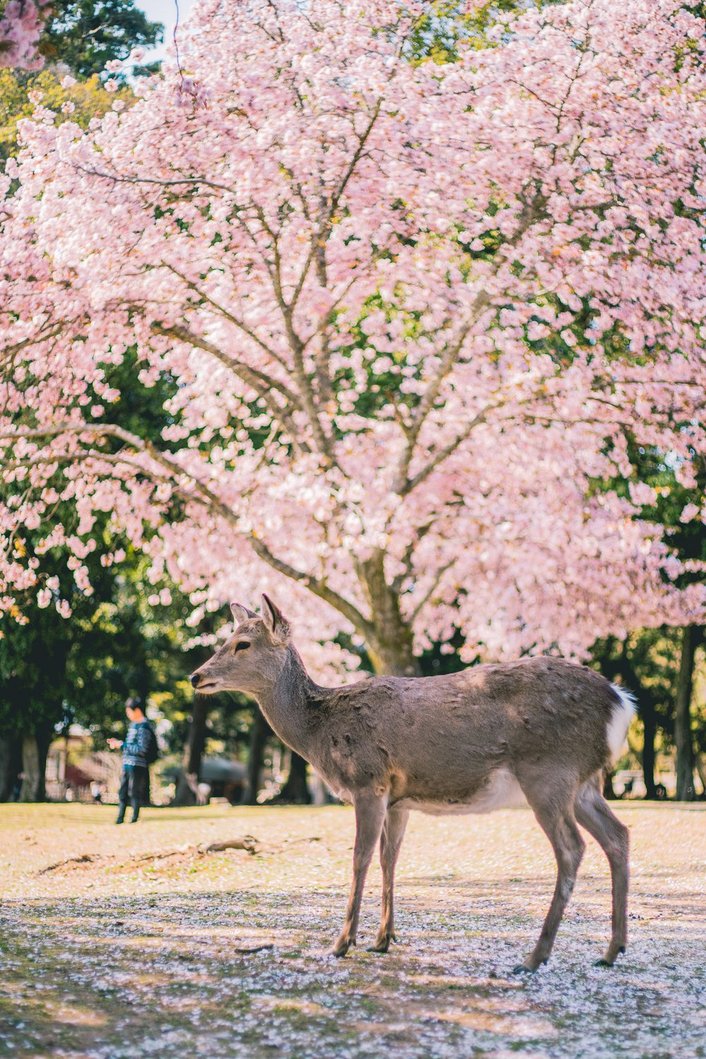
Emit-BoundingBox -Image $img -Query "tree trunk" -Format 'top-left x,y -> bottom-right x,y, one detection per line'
34,722 -> 52,802
20,734 -> 42,802
694,752 -> 706,798
641,698 -> 657,800
173,693 -> 210,806
674,625 -> 697,801
0,735 -> 22,801
358,551 -> 422,677
245,709 -> 272,805
278,751 -> 312,804
285,555 -> 420,805
0,738 -> 11,802
370,637 -> 423,677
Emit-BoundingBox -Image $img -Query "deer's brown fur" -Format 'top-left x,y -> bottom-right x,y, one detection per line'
191,596 -> 632,971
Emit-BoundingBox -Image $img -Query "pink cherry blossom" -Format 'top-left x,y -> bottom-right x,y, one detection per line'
0,0 -> 48,70
1,0 -> 705,674
679,503 -> 700,524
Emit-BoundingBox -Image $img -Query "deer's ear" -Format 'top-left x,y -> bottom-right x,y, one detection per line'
261,594 -> 291,641
230,602 -> 256,627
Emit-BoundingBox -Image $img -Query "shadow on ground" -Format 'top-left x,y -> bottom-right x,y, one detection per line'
1,872 -> 704,1059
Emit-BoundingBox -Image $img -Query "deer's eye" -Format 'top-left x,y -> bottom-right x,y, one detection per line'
234,641 -> 250,653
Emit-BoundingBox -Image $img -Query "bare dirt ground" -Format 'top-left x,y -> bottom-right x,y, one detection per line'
1,801 -> 704,1058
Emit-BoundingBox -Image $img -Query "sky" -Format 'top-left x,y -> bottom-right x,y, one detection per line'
137,0 -> 197,63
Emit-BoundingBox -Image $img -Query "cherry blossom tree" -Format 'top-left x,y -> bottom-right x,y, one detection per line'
0,0 -> 48,69
1,0 -> 705,676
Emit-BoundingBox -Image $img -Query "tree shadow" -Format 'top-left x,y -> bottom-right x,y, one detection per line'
1,871 -> 704,1059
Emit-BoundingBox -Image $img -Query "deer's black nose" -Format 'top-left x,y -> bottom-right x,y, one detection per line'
190,673 -> 201,688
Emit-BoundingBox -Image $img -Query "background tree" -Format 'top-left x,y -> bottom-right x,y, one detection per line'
0,0 -> 172,802
0,0 -> 159,160
40,0 -> 161,76
2,0 -> 706,805
1,0 -> 704,686
1,0 -> 160,73
0,66 -> 131,161
0,533 -> 140,799
591,449 -> 706,799
591,629 -> 699,799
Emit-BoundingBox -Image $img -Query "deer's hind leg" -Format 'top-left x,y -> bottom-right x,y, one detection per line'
574,776 -> 629,967
369,804 -> 409,953
515,775 -> 585,973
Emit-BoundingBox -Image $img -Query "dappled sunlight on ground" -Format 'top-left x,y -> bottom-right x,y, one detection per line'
1,803 -> 704,1057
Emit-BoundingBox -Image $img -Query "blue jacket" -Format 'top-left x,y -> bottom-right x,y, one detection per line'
122,721 -> 154,768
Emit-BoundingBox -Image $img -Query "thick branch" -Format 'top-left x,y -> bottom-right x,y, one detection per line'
150,322 -> 309,454
158,263 -> 291,372
151,322 -> 300,412
0,421 -> 371,640
392,314 -> 479,493
72,163 -> 236,197
329,100 -> 382,220
410,559 -> 456,621
249,535 -> 373,639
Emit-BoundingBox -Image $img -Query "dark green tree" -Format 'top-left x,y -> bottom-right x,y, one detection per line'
591,448 -> 705,800
0,343 -> 185,800
0,536 -> 145,799
41,0 -> 162,77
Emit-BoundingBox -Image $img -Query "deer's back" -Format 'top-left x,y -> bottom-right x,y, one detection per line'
313,657 -> 618,812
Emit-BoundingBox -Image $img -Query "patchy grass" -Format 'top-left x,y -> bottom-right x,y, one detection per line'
1,802 -> 704,1058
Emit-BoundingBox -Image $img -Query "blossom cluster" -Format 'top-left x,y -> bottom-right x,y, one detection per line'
0,0 -> 48,70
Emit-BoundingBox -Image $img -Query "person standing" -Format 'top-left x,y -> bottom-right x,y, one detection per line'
108,698 -> 157,824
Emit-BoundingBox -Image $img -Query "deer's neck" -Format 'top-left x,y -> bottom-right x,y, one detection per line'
255,647 -> 326,760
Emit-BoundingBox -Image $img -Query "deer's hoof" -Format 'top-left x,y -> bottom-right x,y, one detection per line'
595,945 -> 626,968
512,956 -> 547,975
367,934 -> 394,954
331,937 -> 353,958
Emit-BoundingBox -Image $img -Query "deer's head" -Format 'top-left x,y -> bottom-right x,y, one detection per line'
190,595 -> 292,697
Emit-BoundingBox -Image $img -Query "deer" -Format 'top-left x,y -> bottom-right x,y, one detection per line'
190,595 -> 634,972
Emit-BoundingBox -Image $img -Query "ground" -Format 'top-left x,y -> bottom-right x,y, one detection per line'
0,802 -> 704,1059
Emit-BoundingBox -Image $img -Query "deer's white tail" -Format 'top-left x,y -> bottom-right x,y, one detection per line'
607,684 -> 637,762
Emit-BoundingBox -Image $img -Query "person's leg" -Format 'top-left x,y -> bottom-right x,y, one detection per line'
130,767 -> 146,822
116,767 -> 130,824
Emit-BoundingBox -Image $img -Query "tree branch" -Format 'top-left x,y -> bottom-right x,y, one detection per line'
150,321 -> 309,452
249,535 -> 373,638
410,558 -> 456,621
399,399 -> 502,497
72,163 -> 236,197
393,189 -> 548,493
0,421 -> 371,638
157,261 -> 290,374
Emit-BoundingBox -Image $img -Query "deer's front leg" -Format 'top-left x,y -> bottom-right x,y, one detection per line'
369,804 -> 409,953
331,789 -> 387,957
